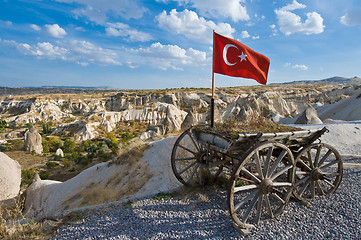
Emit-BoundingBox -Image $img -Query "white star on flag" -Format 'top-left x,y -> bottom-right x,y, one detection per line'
238,52 -> 247,62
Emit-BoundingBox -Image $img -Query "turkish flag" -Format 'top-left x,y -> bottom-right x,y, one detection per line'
213,32 -> 270,85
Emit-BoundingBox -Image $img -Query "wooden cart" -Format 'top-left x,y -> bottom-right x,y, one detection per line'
171,126 -> 343,233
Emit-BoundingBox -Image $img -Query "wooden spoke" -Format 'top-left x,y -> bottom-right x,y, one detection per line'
175,157 -> 197,161
317,149 -> 332,167
241,167 -> 261,184
186,163 -> 201,184
187,132 -> 200,152
310,180 -> 315,198
295,176 -> 310,187
271,193 -> 286,205
297,159 -> 312,171
179,160 -> 198,174
320,160 -> 338,170
234,190 -> 258,212
242,193 -> 259,223
234,184 -> 258,193
265,194 -> 274,218
316,181 -> 325,196
299,179 -> 311,197
177,144 -> 196,156
263,147 -> 274,177
268,149 -> 287,178
271,165 -> 293,180
273,182 -> 293,187
254,152 -> 264,179
255,195 -> 264,224
314,145 -> 322,167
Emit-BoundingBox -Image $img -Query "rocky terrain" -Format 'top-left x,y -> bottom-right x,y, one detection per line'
1,80 -> 361,238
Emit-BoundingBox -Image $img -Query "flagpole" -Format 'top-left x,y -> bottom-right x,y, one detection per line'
211,30 -> 215,128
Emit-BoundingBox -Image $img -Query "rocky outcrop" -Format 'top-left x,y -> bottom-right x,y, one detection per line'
24,126 -> 43,154
55,148 -> 64,157
295,105 -> 323,124
23,137 -> 180,220
0,153 -> 21,202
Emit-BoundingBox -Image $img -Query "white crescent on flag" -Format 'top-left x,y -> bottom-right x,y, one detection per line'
223,44 -> 238,66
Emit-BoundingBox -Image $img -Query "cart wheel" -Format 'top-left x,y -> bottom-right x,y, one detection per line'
227,142 -> 295,228
171,128 -> 223,186
293,143 -> 343,200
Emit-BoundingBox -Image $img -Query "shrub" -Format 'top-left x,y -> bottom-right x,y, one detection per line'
40,171 -> 50,180
42,137 -> 49,153
62,158 -> 70,168
6,139 -> 24,151
54,154 -> 62,161
46,161 -> 57,168
0,119 -> 7,133
21,168 -> 35,187
63,138 -> 76,153
42,121 -> 53,135
48,136 -> 63,152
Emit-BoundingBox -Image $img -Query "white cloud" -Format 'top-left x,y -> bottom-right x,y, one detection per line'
240,30 -> 250,38
252,35 -> 260,40
30,24 -> 41,31
45,24 -> 67,38
292,64 -> 308,71
156,9 -> 235,43
174,0 -> 249,22
105,22 -> 153,42
3,39 -> 121,66
56,0 -> 146,24
341,8 -> 361,26
275,0 -> 325,35
269,24 -> 276,29
134,42 -> 208,70
280,0 -> 306,11
284,62 -> 308,71
0,20 -> 12,26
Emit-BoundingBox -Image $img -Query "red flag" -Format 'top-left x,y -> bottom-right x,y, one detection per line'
213,32 -> 270,85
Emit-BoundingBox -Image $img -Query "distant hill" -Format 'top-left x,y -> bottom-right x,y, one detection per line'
282,76 -> 361,85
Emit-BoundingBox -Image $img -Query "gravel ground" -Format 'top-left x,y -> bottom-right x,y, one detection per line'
52,158 -> 361,240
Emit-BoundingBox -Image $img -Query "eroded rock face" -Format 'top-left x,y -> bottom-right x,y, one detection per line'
24,126 -> 43,154
295,105 -> 323,124
0,153 -> 21,201
23,137 -> 180,220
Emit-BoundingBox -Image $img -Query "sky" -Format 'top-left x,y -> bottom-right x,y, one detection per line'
1,0 -> 361,89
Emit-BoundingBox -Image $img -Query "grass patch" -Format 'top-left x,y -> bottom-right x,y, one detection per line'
152,192 -> 174,201
195,113 -> 302,137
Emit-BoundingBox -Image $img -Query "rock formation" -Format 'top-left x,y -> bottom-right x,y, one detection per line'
24,126 -> 43,154
55,148 -> 64,157
295,105 -> 323,124
0,152 -> 21,202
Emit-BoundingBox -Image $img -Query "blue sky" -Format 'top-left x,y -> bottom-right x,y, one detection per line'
1,0 -> 361,89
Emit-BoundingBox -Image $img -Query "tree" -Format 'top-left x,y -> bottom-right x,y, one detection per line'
0,119 -> 7,133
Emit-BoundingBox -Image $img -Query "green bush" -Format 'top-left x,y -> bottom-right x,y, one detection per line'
62,158 -> 71,168
42,121 -> 53,134
48,136 -> 63,152
21,168 -> 35,187
46,161 -> 57,168
54,154 -> 62,161
6,139 -> 24,151
40,171 -> 50,180
63,138 -> 76,153
42,137 -> 49,153
0,119 -> 7,133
